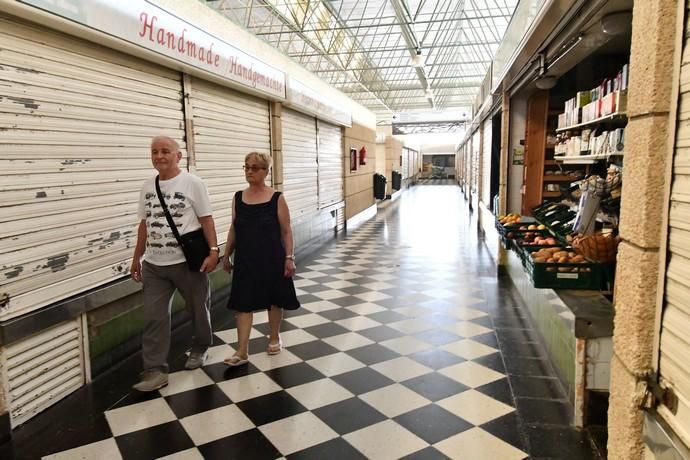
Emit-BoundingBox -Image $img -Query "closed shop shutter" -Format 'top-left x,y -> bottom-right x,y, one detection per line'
472,130 -> 481,206
482,118 -> 493,205
189,78 -> 271,240
316,120 -> 343,208
400,148 -> 410,179
282,109 -> 318,219
2,318 -> 85,427
0,16 -> 186,320
657,16 -> 690,446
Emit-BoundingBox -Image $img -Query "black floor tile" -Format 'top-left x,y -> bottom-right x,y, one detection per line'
394,404 -> 472,444
408,349 -> 465,370
318,307 -> 360,321
525,424 -> 599,459
366,310 -> 409,323
516,397 -> 572,425
331,367 -> 395,395
288,437 -> 368,459
287,340 -> 341,361
312,397 -> 387,435
303,322 -> 350,338
203,361 -> 261,383
504,356 -> 555,378
344,343 -> 401,365
481,412 -> 528,453
510,375 -> 565,399
116,421 -> 194,460
473,353 -> 506,373
164,384 -> 232,418
357,325 -> 405,342
401,446 -> 452,460
264,362 -> 325,388
499,339 -> 547,358
414,329 -> 462,346
471,331 -> 500,348
474,378 -> 514,406
401,372 -> 468,401
339,285 -> 374,295
198,428 -> 281,460
330,296 -> 371,307
236,391 -> 307,426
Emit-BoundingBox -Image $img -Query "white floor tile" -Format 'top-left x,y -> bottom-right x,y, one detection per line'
323,280 -> 357,289
311,289 -> 349,300
180,405 -> 254,445
158,369 -> 215,397
43,438 -> 122,460
359,383 -> 431,417
343,420 -> 428,459
442,321 -> 493,338
445,307 -> 488,321
332,272 -> 364,280
307,352 -> 366,377
217,372 -> 283,402
379,336 -> 433,355
285,313 -> 329,328
293,278 -> 318,288
355,291 -> 393,302
434,427 -> 527,460
335,316 -> 382,331
300,300 -> 341,313
441,338 -> 498,359
439,361 -> 506,388
361,281 -> 395,290
305,264 -> 336,271
214,327 -> 263,344
105,398 -> 177,436
249,349 -> 302,371
156,448 -> 205,460
259,412 -> 338,456
279,328 -> 319,347
395,306 -> 434,317
388,318 -> 436,334
287,378 -> 354,410
323,332 -> 375,351
346,302 -> 387,315
437,390 -> 515,425
369,273 -> 397,282
370,357 -> 433,382
205,344 -> 236,365
298,271 -> 329,279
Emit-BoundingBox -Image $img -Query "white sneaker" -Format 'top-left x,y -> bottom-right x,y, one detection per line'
185,350 -> 208,370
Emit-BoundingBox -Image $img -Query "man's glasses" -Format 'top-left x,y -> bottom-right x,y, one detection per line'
243,165 -> 266,172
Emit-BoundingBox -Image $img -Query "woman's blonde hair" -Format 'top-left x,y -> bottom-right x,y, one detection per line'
245,152 -> 272,169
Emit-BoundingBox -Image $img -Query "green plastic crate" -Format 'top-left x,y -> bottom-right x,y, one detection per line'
522,247 -> 604,290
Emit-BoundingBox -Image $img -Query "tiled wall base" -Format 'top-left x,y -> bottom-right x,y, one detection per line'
505,250 -> 577,409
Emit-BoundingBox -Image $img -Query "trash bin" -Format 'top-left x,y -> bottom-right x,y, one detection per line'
373,173 -> 387,199
392,170 -> 402,190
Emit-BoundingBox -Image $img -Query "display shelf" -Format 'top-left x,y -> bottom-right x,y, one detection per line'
543,191 -> 562,198
555,152 -> 624,164
556,112 -> 627,132
544,175 -> 577,182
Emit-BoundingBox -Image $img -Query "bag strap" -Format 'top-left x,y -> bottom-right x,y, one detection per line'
155,176 -> 183,245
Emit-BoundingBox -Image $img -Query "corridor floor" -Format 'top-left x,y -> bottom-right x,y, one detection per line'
1,185 -> 603,460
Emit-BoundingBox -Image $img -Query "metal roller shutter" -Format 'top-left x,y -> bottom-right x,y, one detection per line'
0,16 -> 186,320
472,130 -> 481,207
282,109 -> 318,219
402,147 -> 410,179
189,78 -> 271,241
482,118 -> 493,205
2,318 -> 86,427
316,120 -> 343,208
657,15 -> 690,445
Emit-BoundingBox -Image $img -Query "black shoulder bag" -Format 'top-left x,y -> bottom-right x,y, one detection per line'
155,176 -> 210,271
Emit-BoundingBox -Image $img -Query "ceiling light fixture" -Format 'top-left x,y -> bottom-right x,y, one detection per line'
601,11 -> 633,36
535,76 -> 558,90
410,51 -> 425,68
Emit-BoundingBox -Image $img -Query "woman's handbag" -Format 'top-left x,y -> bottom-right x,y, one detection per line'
155,176 -> 210,271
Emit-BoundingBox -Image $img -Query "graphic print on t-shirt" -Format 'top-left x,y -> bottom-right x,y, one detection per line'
144,190 -> 187,259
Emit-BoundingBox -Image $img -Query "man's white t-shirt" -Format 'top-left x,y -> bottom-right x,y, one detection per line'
137,171 -> 214,266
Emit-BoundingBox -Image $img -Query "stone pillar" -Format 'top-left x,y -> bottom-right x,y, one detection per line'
498,90 -> 511,266
608,1 -> 681,458
270,102 -> 283,192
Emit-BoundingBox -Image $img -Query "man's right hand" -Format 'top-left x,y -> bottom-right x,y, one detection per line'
223,257 -> 233,273
131,258 -> 142,282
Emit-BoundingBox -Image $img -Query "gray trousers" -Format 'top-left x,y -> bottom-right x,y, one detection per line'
141,261 -> 213,371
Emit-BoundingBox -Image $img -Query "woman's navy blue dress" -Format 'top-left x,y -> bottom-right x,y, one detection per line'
227,191 -> 300,312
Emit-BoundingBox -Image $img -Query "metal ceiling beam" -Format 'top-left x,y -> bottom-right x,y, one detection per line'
312,60 -> 492,73
286,39 -> 501,58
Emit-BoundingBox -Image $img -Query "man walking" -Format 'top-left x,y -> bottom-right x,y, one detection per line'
130,135 -> 220,391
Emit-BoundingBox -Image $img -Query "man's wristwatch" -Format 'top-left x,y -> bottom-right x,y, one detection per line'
285,254 -> 295,261
210,246 -> 220,255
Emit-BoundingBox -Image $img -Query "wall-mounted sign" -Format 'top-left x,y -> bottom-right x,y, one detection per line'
349,147 -> 358,172
19,0 -> 286,99
286,78 -> 352,127
513,145 -> 525,165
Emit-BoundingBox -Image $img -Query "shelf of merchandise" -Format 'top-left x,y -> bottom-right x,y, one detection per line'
543,191 -> 562,198
555,152 -> 624,164
543,175 -> 577,182
556,112 -> 627,132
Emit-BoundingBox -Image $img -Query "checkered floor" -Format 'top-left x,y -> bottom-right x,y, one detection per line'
17,185 -> 602,460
